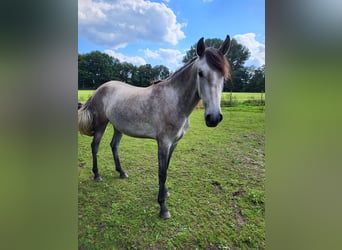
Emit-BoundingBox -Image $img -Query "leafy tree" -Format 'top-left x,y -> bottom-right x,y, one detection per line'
118,62 -> 135,84
152,65 -> 170,81
245,65 -> 265,92
78,46 -> 263,93
228,39 -> 251,92
78,51 -> 173,89
111,57 -> 121,80
78,51 -> 115,89
136,64 -> 153,87
78,54 -> 91,89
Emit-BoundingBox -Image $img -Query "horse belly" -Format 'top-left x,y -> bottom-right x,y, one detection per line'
109,110 -> 157,139
117,121 -> 156,139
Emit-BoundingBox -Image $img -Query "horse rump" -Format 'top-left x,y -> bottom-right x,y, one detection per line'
78,98 -> 95,136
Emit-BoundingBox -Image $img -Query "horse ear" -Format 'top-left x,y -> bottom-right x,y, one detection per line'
219,35 -> 231,55
196,37 -> 205,57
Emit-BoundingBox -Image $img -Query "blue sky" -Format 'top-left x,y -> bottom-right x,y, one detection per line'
79,0 -> 265,70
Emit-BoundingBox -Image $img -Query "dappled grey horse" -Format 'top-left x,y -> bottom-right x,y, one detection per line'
78,36 -> 231,218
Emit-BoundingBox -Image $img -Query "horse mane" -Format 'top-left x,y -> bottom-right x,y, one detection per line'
172,56 -> 198,77
153,57 -> 197,84
152,47 -> 231,84
204,48 -> 231,80
151,79 -> 164,85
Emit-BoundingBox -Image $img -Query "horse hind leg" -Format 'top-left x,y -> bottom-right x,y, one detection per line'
157,140 -> 178,219
110,129 -> 128,178
91,123 -> 107,182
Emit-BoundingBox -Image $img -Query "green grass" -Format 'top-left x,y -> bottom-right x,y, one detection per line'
78,90 -> 95,103
78,102 -> 265,249
221,93 -> 265,107
78,90 -> 265,107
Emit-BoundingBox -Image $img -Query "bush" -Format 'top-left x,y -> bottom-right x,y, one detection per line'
221,93 -> 238,107
242,97 -> 265,106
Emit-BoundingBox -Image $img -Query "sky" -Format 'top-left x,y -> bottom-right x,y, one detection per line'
78,0 -> 265,71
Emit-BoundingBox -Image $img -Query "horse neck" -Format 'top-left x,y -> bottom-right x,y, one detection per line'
168,62 -> 200,116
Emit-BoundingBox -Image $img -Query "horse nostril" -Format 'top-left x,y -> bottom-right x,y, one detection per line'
205,113 -> 222,127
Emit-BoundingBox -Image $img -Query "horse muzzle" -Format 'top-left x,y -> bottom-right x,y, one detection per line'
205,113 -> 223,127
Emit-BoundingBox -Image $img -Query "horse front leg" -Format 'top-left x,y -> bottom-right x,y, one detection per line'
157,140 -> 177,219
163,142 -> 178,199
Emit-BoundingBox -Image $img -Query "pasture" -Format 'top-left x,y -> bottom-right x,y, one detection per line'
78,91 -> 265,249
78,90 -> 265,107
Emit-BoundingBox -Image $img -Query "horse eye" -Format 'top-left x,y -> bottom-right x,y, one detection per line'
198,70 -> 204,77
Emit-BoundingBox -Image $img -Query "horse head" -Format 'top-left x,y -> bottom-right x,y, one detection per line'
195,35 -> 231,127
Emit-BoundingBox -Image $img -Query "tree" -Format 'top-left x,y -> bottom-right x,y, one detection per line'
78,51 -> 174,89
227,39 -> 251,92
78,54 -> 91,89
245,65 -> 265,92
118,62 -> 135,84
152,65 -> 170,81
111,57 -> 122,80
78,51 -> 115,89
136,64 -> 153,87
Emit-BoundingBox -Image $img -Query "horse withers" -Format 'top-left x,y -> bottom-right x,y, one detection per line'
78,35 -> 231,219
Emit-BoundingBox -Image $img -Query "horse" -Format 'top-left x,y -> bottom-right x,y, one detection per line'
78,35 -> 231,219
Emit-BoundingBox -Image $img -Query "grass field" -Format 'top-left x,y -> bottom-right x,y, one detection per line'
78,90 -> 265,249
78,90 -> 95,103
78,90 -> 265,107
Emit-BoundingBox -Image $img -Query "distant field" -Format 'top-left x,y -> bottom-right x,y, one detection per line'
78,103 -> 265,249
78,90 -> 265,106
225,92 -> 265,100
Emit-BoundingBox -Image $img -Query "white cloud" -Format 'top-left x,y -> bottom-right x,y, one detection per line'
234,33 -> 265,67
104,49 -> 146,65
79,0 -> 186,48
144,48 -> 184,70
144,48 -> 161,59
103,47 -> 184,69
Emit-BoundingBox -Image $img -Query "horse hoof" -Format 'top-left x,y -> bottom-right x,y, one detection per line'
160,211 -> 171,219
94,176 -> 102,182
120,173 -> 128,179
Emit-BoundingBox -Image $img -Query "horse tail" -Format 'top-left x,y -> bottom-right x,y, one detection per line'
78,98 -> 95,136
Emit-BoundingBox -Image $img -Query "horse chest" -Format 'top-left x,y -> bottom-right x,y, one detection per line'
160,117 -> 189,143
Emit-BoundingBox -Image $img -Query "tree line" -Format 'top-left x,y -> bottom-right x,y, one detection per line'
79,38 -> 265,92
